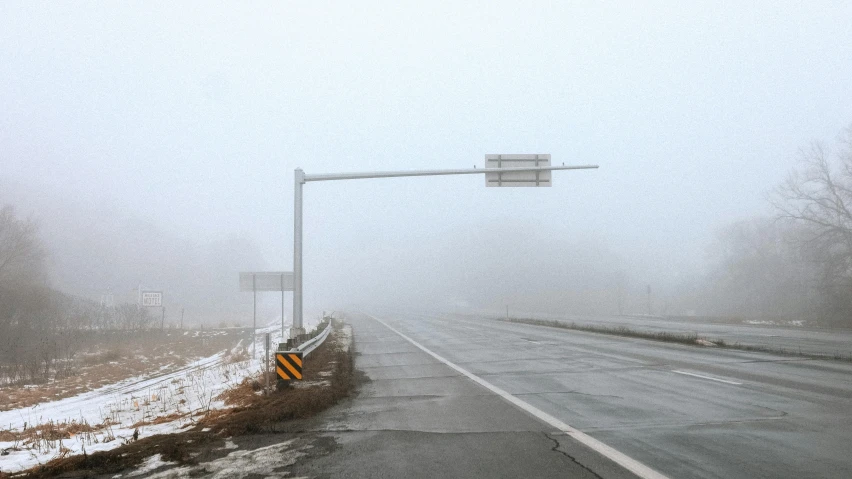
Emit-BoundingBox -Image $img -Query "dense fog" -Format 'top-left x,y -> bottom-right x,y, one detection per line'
2,3 -> 852,328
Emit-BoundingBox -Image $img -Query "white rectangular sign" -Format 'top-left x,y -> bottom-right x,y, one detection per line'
239,272 -> 294,292
141,291 -> 162,307
485,154 -> 551,187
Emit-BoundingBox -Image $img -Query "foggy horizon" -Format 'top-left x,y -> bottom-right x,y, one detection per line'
3,2 -> 852,325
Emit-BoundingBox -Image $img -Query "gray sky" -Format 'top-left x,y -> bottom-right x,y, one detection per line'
2,1 -> 852,315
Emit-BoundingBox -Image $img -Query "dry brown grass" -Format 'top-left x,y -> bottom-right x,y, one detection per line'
19,430 -> 220,477
129,412 -> 188,429
201,349 -> 353,437
215,377 -> 262,407
0,419 -> 100,446
80,348 -> 125,366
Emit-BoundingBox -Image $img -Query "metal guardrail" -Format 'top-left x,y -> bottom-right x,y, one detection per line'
295,320 -> 333,356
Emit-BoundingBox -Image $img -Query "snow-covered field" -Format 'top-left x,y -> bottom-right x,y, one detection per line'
0,318 -> 316,474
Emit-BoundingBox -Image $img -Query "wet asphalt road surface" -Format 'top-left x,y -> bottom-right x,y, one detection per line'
289,312 -> 644,479
336,310 -> 851,479
239,310 -> 852,479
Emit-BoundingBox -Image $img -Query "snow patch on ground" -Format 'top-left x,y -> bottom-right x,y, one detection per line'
745,319 -> 805,327
0,317 -> 322,474
120,454 -> 175,478
143,439 -> 308,479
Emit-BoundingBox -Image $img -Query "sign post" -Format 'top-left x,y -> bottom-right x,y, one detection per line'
239,272 -> 295,348
281,273 -> 293,341
264,333 -> 270,394
252,274 -> 256,358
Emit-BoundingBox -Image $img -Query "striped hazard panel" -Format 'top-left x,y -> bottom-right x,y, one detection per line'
276,351 -> 303,380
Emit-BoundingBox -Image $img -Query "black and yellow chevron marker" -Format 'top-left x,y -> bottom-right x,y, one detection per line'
276,351 -> 303,380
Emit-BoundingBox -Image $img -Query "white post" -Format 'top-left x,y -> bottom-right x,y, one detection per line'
264,333 -> 270,394
292,169 -> 306,341
252,273 -> 257,359
281,273 -> 284,341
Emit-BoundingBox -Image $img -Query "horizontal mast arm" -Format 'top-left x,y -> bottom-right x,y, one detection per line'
303,165 -> 598,182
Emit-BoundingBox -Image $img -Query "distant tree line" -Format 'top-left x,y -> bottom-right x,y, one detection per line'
703,125 -> 852,326
0,205 -> 155,384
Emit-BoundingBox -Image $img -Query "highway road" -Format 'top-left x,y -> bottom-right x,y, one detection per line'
298,311 -> 852,479
291,312 -> 644,478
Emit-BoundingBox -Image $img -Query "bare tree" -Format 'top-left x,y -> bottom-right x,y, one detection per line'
0,205 -> 45,285
771,126 -> 852,323
704,217 -> 816,319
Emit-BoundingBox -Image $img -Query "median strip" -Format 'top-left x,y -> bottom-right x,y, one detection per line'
499,317 -> 852,362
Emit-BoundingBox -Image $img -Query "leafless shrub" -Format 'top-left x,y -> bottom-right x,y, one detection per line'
770,125 -> 852,324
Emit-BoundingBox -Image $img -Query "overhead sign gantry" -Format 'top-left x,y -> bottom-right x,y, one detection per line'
290,154 -> 598,341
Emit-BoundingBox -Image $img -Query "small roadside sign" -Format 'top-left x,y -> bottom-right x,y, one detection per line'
275,351 -> 303,383
239,272 -> 294,292
141,291 -> 163,307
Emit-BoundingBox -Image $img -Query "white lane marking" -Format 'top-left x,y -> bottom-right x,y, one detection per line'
367,314 -> 670,479
672,370 -> 742,385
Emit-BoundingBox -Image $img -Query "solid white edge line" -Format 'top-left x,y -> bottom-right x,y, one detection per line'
366,313 -> 671,479
671,370 -> 742,385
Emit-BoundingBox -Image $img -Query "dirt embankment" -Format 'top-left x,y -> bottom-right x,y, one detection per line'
8,321 -> 354,479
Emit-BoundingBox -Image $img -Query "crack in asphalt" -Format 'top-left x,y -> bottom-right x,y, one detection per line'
736,358 -> 815,364
515,390 -> 625,399
580,416 -> 789,433
544,432 -> 605,479
363,373 -> 462,381
455,357 -> 577,366
749,403 -> 789,417
475,364 -> 657,376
